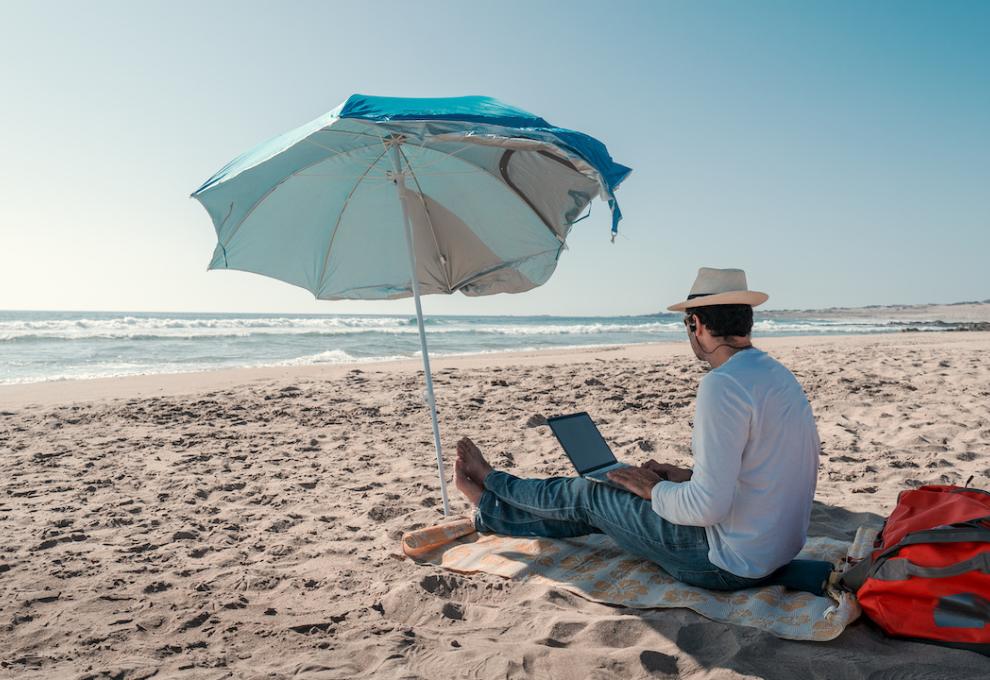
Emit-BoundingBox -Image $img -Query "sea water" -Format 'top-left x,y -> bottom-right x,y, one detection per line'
0,310 -> 955,385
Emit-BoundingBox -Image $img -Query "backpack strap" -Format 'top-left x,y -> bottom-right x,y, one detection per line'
950,487 -> 990,497
873,553 -> 990,580
839,557 -> 873,592
839,526 -> 990,592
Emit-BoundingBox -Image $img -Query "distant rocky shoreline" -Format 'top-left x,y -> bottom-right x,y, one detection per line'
892,320 -> 990,332
758,300 -> 990,325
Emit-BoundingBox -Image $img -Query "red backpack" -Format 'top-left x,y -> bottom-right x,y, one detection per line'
841,484 -> 990,654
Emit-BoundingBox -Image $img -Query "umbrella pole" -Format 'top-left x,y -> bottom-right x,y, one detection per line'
390,141 -> 452,518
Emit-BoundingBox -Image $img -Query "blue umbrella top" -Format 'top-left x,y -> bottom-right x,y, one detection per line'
192,95 -> 631,300
194,94 -> 631,235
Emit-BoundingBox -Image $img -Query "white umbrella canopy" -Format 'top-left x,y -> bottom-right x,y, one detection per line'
192,94 -> 631,516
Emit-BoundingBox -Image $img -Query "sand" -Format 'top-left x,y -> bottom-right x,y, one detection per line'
2,332 -> 989,679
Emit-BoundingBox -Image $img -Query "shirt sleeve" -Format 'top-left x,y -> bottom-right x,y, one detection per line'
651,371 -> 752,527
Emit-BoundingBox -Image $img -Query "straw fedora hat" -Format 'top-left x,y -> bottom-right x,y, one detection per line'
667,267 -> 768,312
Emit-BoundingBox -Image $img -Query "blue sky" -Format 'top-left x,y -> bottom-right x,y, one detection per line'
0,1 -> 987,316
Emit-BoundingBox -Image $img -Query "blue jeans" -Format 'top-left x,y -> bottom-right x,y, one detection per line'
474,471 -> 771,591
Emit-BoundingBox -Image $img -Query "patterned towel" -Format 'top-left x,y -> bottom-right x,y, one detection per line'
402,518 -> 869,641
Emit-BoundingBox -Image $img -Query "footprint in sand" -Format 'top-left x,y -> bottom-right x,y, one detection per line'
525,414 -> 548,428
537,620 -> 588,648
419,573 -> 463,597
639,650 -> 679,675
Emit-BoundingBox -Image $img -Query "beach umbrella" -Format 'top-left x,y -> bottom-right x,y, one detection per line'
191,95 -> 630,516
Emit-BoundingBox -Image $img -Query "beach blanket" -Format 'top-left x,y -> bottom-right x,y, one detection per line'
403,518 -> 873,641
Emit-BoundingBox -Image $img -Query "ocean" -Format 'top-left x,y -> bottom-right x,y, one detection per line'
0,310 -> 960,385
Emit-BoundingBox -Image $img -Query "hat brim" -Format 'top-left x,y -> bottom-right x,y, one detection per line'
667,291 -> 768,312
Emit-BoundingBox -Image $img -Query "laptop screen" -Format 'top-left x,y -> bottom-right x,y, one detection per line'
547,413 -> 616,474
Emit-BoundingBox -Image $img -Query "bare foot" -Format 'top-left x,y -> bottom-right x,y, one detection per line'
454,458 -> 483,506
456,437 -> 494,485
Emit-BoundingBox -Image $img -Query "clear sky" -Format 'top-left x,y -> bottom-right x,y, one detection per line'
1,1 -> 987,316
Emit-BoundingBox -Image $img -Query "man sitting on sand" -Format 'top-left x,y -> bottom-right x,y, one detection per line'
454,268 -> 821,590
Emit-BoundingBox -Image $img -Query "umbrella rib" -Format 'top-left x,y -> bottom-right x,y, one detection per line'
448,245 -> 562,292
390,141 -> 568,246
399,145 -> 454,294
217,140 -> 384,251
296,172 -> 393,181
498,149 -> 562,243
303,137 -> 383,157
394,142 -> 477,174
315,146 -> 392,295
315,126 -> 387,141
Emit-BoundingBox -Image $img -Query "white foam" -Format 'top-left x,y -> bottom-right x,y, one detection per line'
0,316 -> 682,341
272,349 -> 409,367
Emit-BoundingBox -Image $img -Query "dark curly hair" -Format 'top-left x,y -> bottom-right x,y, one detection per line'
686,304 -> 754,338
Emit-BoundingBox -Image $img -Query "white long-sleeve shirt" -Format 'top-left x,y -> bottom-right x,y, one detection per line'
651,347 -> 820,578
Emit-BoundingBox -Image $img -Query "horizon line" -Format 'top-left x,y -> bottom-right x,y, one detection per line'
2,298 -> 989,318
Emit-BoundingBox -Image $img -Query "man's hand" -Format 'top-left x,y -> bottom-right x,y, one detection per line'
606,467 -> 662,500
641,460 -> 693,483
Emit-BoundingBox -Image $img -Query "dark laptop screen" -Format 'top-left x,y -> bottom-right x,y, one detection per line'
548,413 -> 616,474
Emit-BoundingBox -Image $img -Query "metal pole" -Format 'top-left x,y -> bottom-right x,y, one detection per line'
389,140 -> 451,517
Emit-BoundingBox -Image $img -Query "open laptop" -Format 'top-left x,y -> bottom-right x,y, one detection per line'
547,412 -> 631,490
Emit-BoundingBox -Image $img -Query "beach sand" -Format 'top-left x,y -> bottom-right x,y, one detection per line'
2,332 -> 989,679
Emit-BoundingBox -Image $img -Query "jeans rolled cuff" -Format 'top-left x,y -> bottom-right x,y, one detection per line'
482,468 -> 508,491
474,489 -> 498,532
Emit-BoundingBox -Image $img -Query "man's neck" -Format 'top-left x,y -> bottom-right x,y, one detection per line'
706,338 -> 754,369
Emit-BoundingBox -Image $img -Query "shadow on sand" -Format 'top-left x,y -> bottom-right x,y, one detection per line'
617,502 -> 988,680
